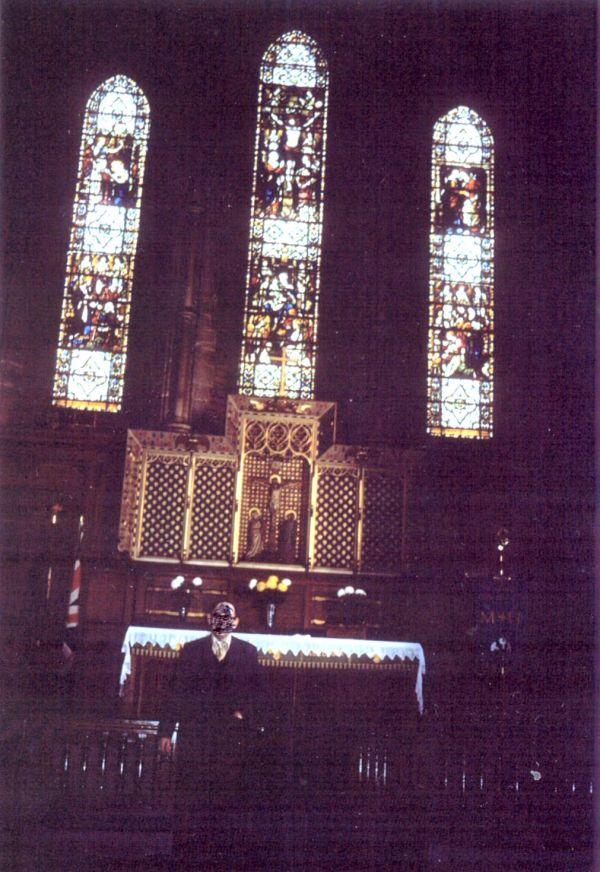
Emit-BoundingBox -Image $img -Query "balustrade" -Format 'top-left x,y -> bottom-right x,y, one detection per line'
5,711 -> 592,813
7,716 -> 175,813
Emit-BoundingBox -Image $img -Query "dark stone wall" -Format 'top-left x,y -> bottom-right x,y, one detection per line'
0,0 -> 594,721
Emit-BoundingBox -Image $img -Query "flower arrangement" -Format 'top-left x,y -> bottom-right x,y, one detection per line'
247,574 -> 292,628
169,574 -> 203,620
249,575 -> 292,595
336,584 -> 367,599
327,585 -> 370,627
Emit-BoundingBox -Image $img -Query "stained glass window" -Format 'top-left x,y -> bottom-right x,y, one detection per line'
239,31 -> 329,399
427,106 -> 494,439
52,76 -> 150,413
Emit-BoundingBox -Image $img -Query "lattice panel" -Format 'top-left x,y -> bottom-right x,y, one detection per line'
240,453 -> 307,561
188,462 -> 236,561
314,470 -> 358,569
361,473 -> 404,570
138,455 -> 189,558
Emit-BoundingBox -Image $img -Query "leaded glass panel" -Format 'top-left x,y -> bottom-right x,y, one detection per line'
239,31 -> 329,399
52,75 -> 150,413
428,106 -> 494,438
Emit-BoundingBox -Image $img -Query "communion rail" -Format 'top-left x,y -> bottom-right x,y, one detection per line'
3,713 -> 593,811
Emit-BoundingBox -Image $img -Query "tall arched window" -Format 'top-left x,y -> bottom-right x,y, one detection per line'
238,31 -> 329,399
52,75 -> 150,413
427,106 -> 494,439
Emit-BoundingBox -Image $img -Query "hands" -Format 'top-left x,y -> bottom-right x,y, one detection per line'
233,710 -> 266,735
158,737 -> 173,756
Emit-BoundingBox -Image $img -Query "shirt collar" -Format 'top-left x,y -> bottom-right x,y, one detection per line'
211,633 -> 233,660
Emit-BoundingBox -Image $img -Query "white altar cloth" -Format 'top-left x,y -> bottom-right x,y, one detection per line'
120,626 -> 426,713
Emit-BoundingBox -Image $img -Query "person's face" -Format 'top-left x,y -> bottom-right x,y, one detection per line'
209,605 -> 239,639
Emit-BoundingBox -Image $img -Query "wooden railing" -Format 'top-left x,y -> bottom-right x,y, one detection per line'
5,711 -> 593,812
8,716 -> 175,812
2,711 -> 591,872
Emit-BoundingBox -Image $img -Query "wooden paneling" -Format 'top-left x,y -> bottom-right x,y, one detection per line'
83,568 -> 133,624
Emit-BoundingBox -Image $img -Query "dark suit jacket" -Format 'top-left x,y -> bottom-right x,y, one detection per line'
158,634 -> 265,792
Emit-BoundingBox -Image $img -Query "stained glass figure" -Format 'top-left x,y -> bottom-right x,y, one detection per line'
428,106 -> 494,438
52,76 -> 150,412
239,31 -> 328,399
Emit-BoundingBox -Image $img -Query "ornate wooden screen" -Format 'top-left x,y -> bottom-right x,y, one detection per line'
188,460 -> 236,562
361,471 -> 404,571
311,445 -> 414,573
120,404 -> 417,574
138,454 -> 189,559
314,467 -> 360,569
239,453 -> 308,563
119,431 -> 236,563
233,400 -> 321,564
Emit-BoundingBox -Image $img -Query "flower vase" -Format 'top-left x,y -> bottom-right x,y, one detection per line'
266,602 -> 276,629
177,589 -> 192,622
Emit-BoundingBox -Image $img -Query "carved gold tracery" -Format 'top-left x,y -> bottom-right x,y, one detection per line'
243,418 -> 315,461
119,404 -> 417,572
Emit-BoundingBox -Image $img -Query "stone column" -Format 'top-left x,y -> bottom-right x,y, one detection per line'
190,214 -> 218,428
168,195 -> 201,432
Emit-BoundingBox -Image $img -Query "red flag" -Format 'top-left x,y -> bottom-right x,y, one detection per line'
66,516 -> 84,629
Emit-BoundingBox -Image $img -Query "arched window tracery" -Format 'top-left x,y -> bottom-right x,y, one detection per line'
52,75 -> 150,413
238,31 -> 329,399
427,105 -> 494,438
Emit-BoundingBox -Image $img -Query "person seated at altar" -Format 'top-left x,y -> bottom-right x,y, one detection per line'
158,602 -> 268,869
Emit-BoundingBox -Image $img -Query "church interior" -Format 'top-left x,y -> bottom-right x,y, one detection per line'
0,0 -> 595,869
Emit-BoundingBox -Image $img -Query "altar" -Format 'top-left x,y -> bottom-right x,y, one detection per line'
120,625 -> 425,713
120,626 -> 426,792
